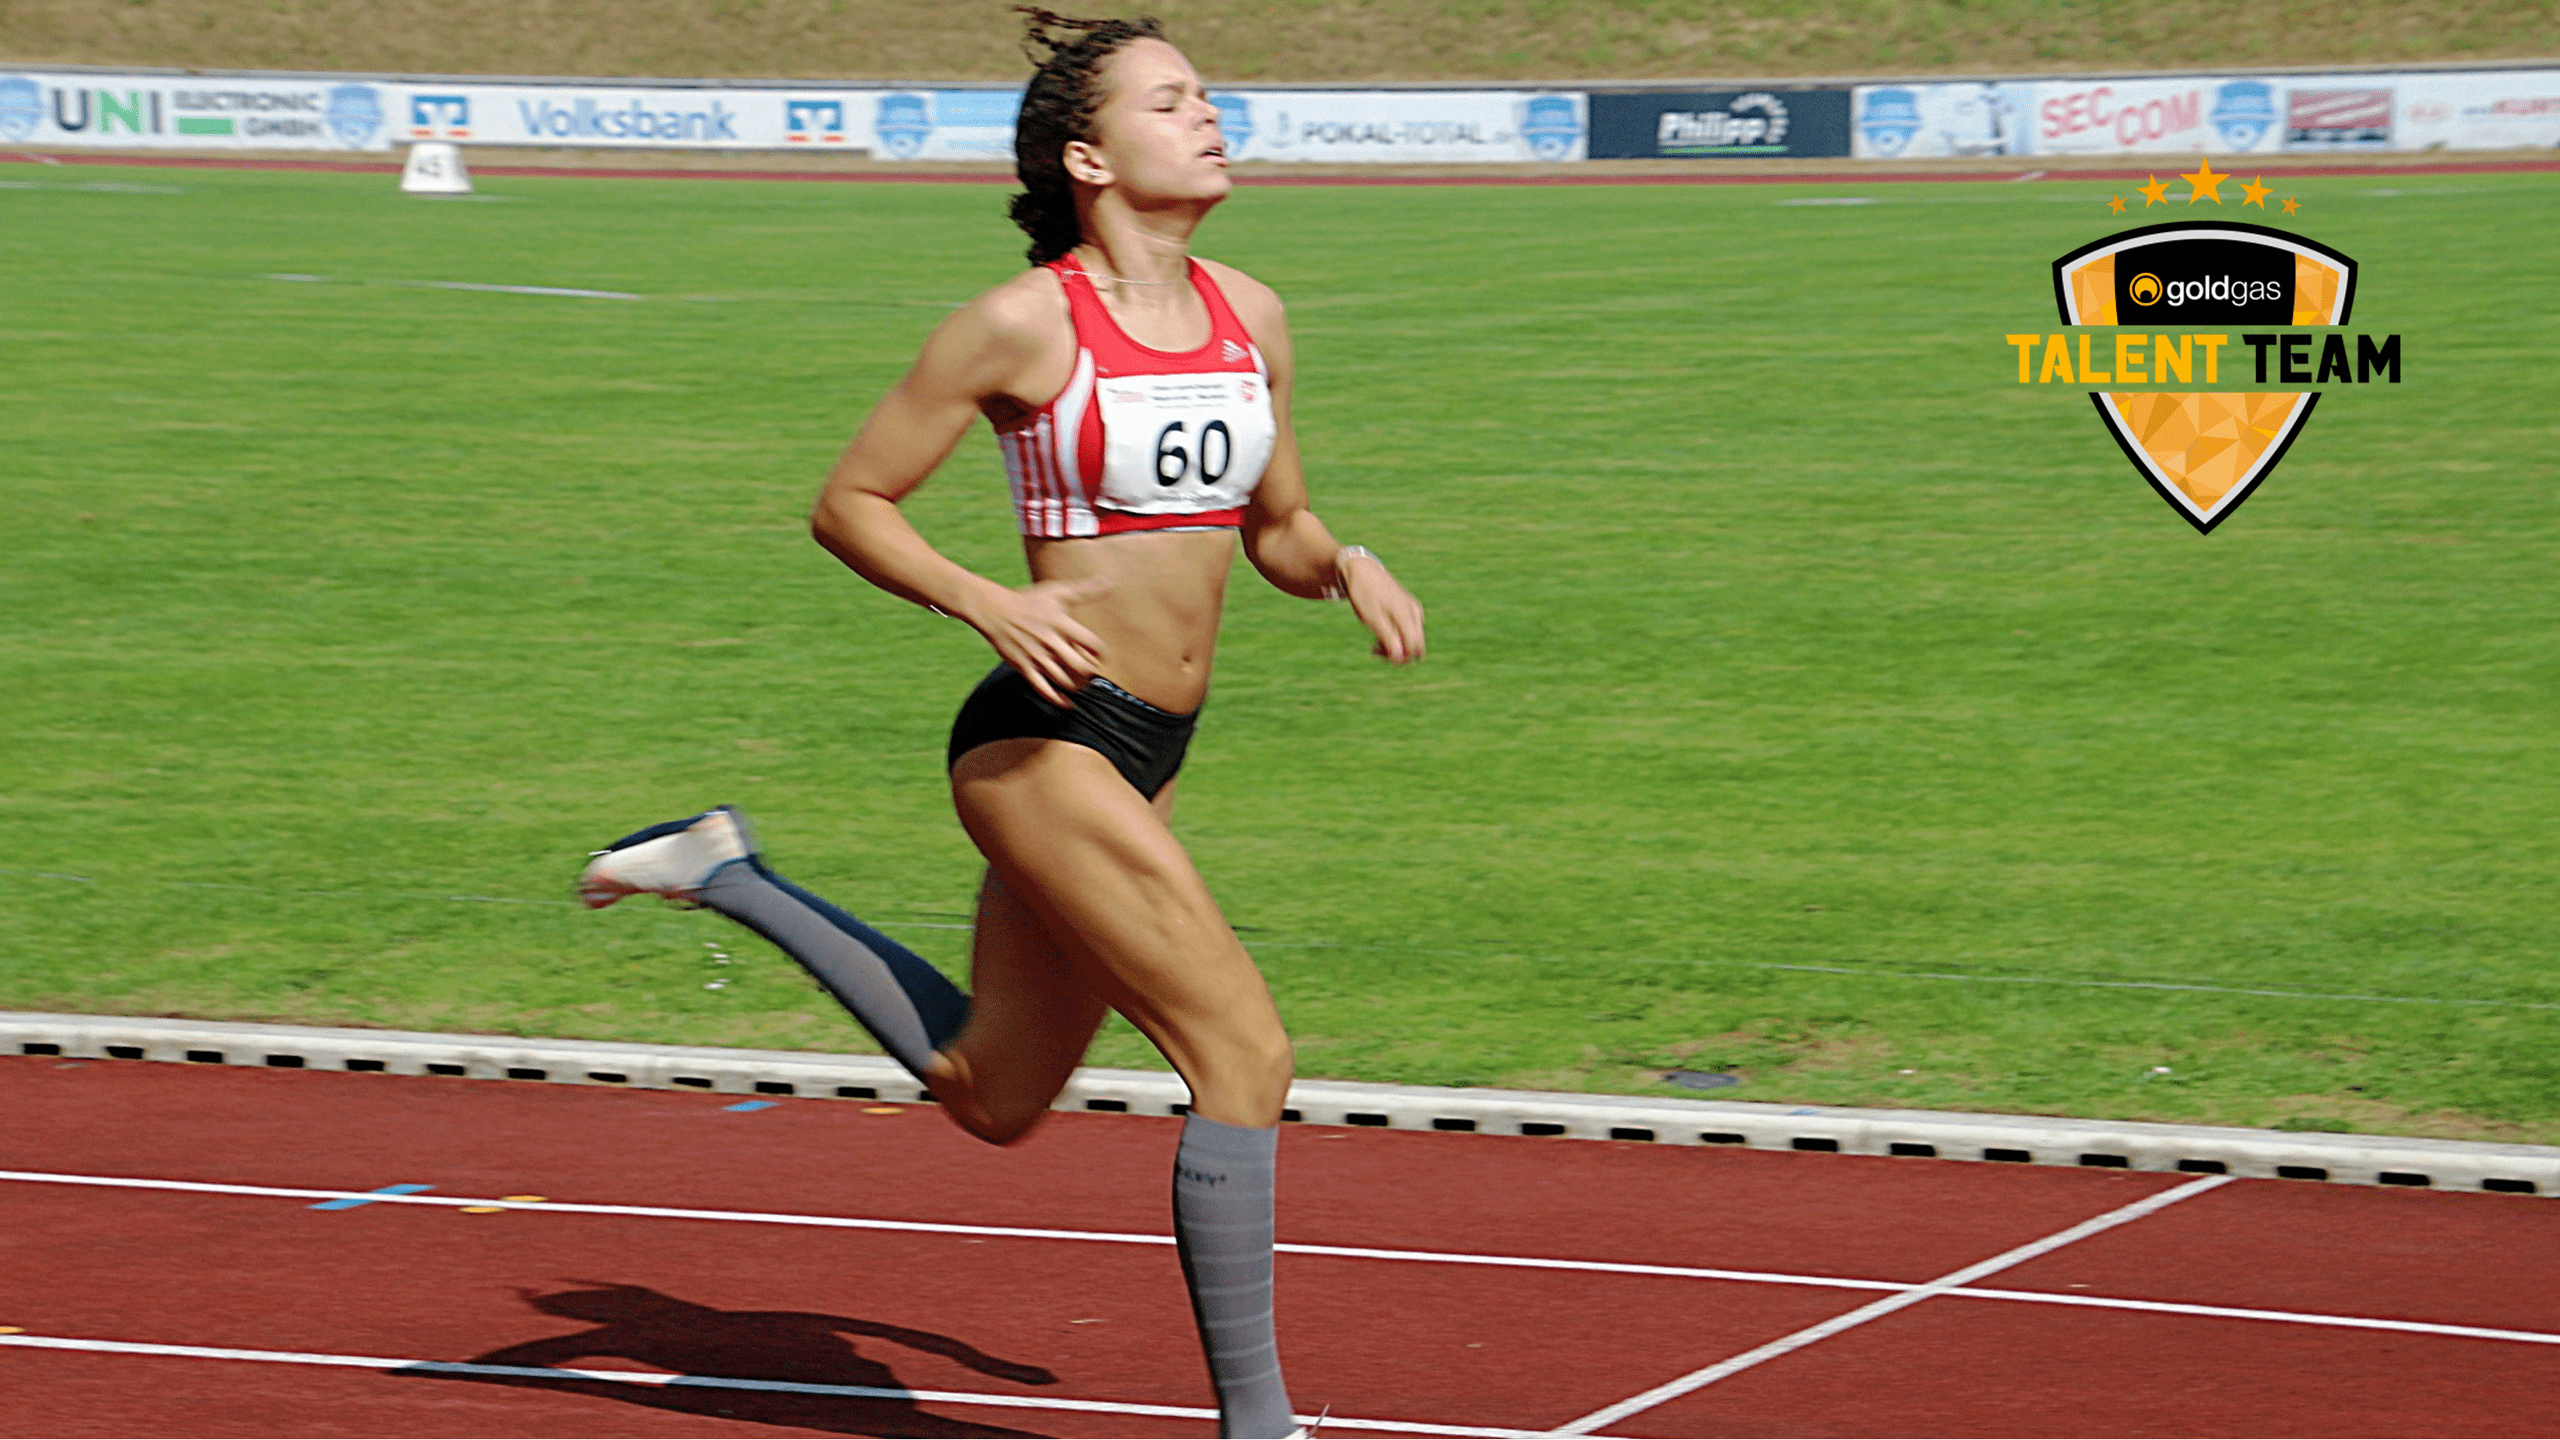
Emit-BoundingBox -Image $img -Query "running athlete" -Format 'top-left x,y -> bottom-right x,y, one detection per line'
575,12 -> 1425,1439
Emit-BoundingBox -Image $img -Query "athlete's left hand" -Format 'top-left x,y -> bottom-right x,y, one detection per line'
1344,555 -> 1426,664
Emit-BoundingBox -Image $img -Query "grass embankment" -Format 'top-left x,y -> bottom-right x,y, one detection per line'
2,164 -> 2554,1140
2,0 -> 2555,82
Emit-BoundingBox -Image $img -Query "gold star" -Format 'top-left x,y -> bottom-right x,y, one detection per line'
2239,175 -> 2273,208
2107,194 -> 2127,214
2180,157 -> 2229,204
2136,174 -> 2171,207
2282,194 -> 2301,215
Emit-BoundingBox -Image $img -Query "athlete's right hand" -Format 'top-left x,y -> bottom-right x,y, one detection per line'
972,577 -> 1108,707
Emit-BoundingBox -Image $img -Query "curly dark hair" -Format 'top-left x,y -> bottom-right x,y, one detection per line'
1008,7 -> 1168,265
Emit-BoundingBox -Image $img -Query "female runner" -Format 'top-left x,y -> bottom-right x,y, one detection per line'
576,12 -> 1425,1438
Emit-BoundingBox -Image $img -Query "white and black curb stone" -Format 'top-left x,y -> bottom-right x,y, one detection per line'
7,1011 -> 2551,1196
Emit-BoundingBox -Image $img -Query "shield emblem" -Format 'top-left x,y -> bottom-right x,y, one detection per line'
2053,222 -> 2355,533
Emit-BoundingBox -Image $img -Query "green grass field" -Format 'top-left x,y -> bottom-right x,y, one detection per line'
4,160 -> 2553,1140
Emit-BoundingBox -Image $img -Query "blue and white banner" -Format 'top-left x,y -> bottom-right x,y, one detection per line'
0,70 -> 393,150
395,82 -> 807,150
1850,82 -> 2037,159
404,84 -> 1026,158
1206,90 -> 1585,164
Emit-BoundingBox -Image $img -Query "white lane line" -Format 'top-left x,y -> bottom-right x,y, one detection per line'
0,179 -> 185,193
0,1169 -> 1900,1290
252,275 -> 640,300
0,1334 -> 1521,1438
9,1169 -> 2553,1356
1544,1174 -> 2236,1435
396,279 -> 639,300
0,1169 -> 1175,1246
1949,1287 -> 2560,1347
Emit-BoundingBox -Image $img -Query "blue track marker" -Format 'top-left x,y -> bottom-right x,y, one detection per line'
309,1183 -> 434,1211
723,1100 -> 777,1112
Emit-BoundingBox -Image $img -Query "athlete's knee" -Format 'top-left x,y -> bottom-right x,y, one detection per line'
958,1102 -> 1048,1147
1248,1026 -> 1295,1090
939,1080 -> 1055,1146
1192,1024 -> 1293,1116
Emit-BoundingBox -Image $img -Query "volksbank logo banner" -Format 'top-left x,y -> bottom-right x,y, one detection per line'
383,84 -> 1020,157
390,83 -> 777,148
0,71 -> 388,150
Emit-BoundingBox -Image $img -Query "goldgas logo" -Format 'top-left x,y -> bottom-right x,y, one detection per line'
2007,162 -> 2402,533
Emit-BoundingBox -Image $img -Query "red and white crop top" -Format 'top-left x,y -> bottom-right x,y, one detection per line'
997,253 -> 1275,538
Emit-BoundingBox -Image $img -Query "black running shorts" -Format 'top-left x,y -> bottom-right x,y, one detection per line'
946,663 -> 1197,799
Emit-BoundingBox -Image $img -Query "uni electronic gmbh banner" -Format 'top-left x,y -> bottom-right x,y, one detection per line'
0,71 -> 394,150
1587,90 -> 1853,159
1851,69 -> 2560,158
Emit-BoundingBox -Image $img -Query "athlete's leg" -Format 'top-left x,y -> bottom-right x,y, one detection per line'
925,773 -> 1213,1142
950,738 -> 1296,1439
579,809 -> 970,1083
950,741 -> 1290,1125
920,867 -> 1110,1144
694,856 -> 973,1080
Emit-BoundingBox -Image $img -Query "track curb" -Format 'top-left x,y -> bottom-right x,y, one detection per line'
7,1011 -> 2551,1197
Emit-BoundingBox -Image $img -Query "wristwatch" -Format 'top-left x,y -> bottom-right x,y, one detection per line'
1325,545 -> 1378,600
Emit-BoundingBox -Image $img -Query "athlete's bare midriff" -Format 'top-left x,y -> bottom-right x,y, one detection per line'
1024,528 -> 1231,713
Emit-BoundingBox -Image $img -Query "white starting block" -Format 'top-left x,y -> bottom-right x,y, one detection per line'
400,142 -> 473,195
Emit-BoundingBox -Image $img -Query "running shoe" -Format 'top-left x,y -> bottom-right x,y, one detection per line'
576,806 -> 757,908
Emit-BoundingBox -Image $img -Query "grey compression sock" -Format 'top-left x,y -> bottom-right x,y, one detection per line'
693,858 -> 970,1082
1173,1114 -> 1295,1439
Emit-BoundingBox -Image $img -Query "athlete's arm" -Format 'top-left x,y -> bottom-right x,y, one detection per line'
1222,264 -> 1427,665
812,281 -> 1106,705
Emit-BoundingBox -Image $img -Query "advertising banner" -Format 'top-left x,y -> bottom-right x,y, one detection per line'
1205,90 -> 1584,163
1907,69 -> 2560,158
397,82 -> 771,147
0,69 -> 394,151
2022,75 -> 2286,157
389,83 -> 1025,157
849,89 -> 1019,160
2394,68 -> 2560,151
1850,82 -> 2036,158
1587,89 -> 1851,160
10,66 -> 2553,163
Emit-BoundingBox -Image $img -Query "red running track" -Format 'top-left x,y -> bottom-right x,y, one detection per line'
1,1053 -> 2554,1437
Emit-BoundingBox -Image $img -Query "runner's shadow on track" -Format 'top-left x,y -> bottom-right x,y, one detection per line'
398,1280 -> 1060,1437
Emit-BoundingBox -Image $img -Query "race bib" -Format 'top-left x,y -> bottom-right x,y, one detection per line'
1094,371 -> 1274,516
